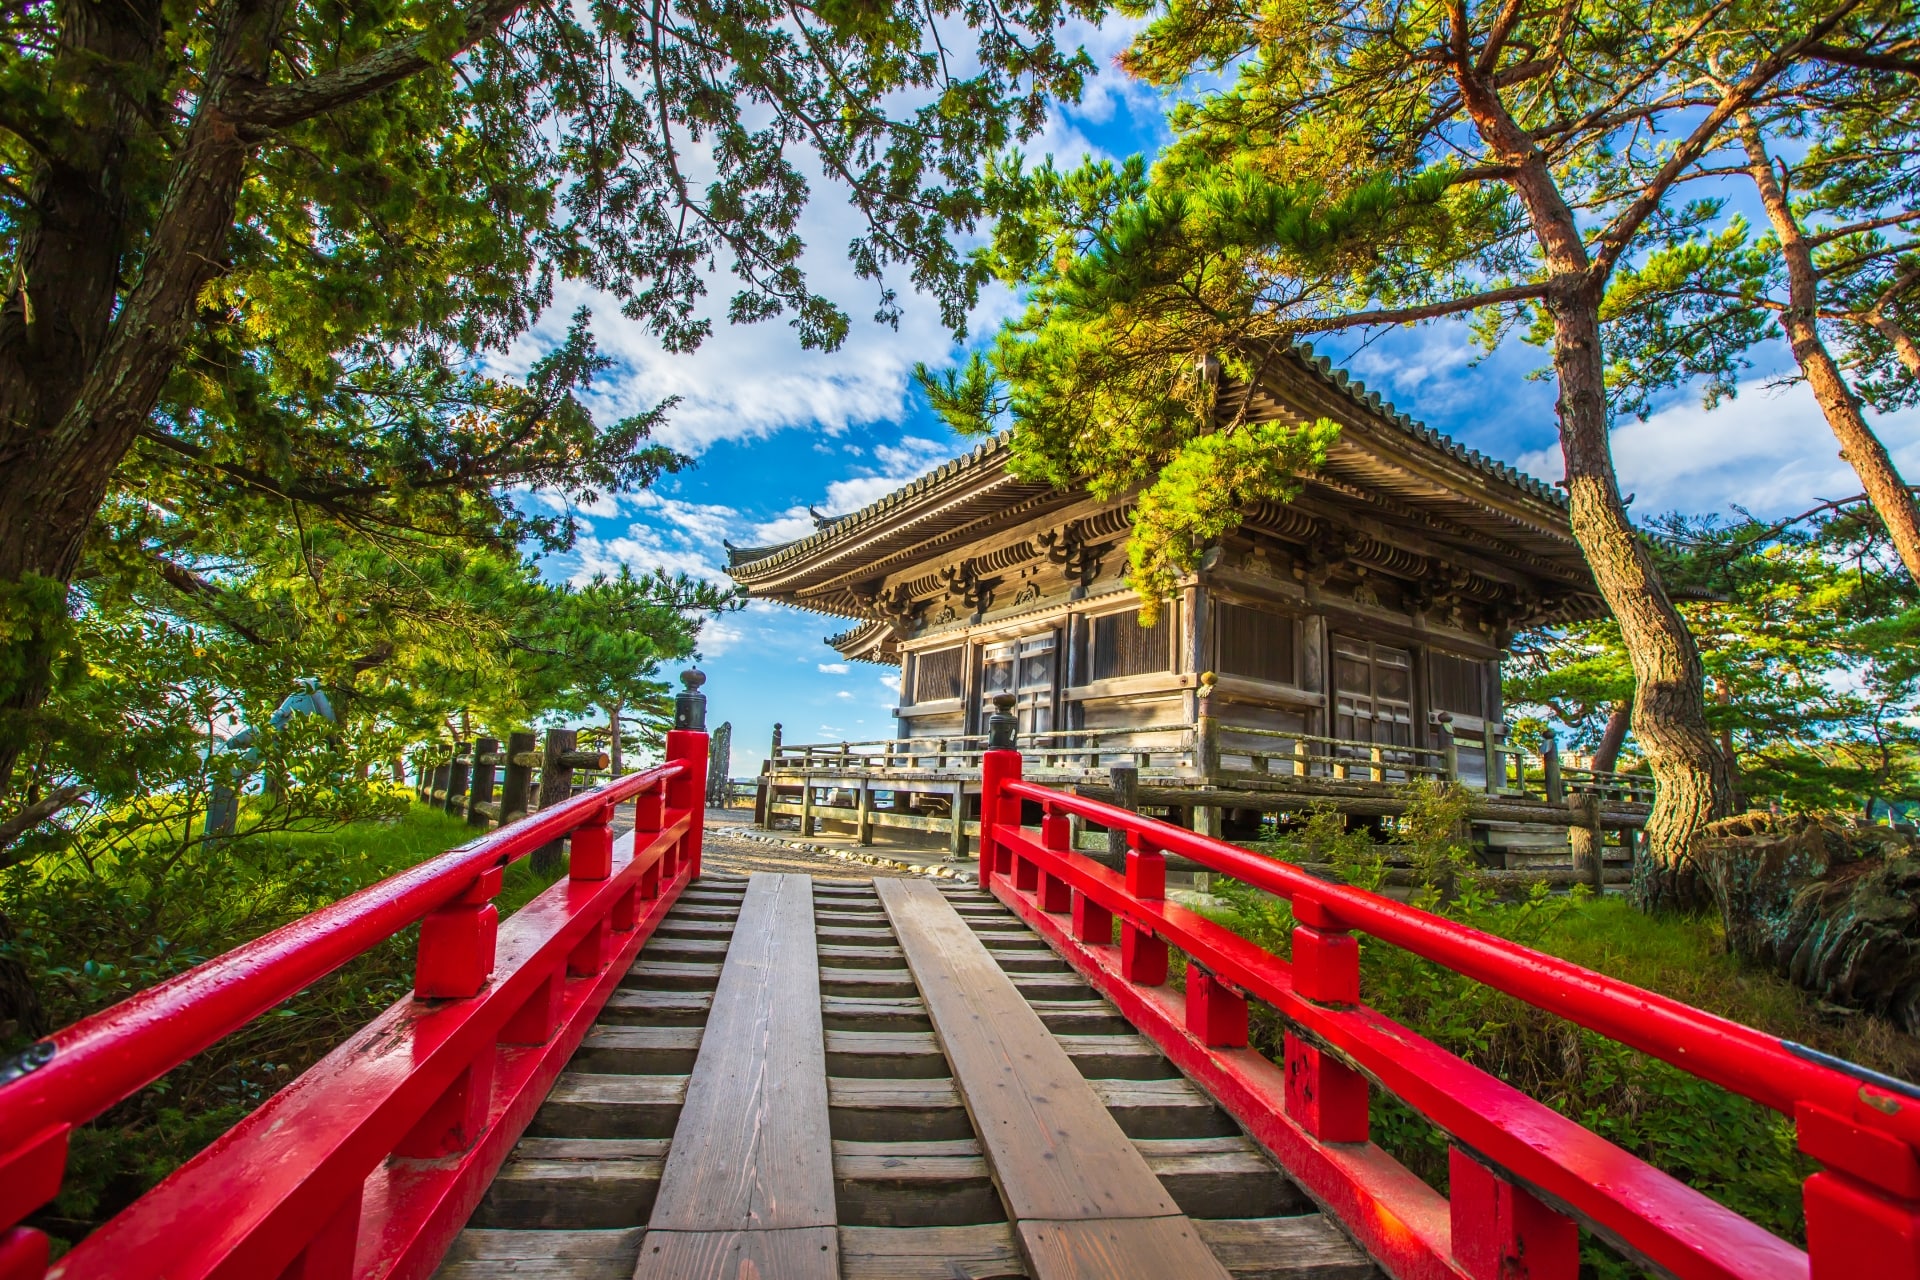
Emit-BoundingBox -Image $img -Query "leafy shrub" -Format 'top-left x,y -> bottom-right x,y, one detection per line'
2,802 -> 563,1253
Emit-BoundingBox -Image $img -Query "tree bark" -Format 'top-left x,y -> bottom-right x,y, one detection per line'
1862,264 -> 1920,382
1454,56 -> 1733,911
1738,113 -> 1920,581
0,0 -> 528,798
607,703 -> 624,775
1591,701 -> 1631,773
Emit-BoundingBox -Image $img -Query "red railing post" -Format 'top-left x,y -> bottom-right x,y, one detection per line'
569,801 -> 614,881
1038,809 -> 1073,913
499,969 -> 564,1045
1121,832 -> 1169,985
666,727 -> 708,880
980,748 -> 1021,889
414,865 -> 503,999
1186,964 -> 1248,1048
0,1123 -> 65,1280
0,1228 -> 48,1280
1448,1147 -> 1579,1280
276,1188 -> 361,1280
1799,1102 -> 1920,1280
1285,891 -> 1368,1142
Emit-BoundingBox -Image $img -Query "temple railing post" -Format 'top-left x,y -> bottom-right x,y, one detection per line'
667,669 -> 709,881
979,694 -> 1020,889
1285,891 -> 1367,1142
1120,832 -> 1168,986
1448,1147 -> 1579,1280
1800,1102 -> 1920,1280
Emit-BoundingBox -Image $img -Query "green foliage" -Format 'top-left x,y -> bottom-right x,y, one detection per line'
1510,507 -> 1920,808
1257,782 -> 1476,903
1125,419 -> 1340,616
0,0 -> 1111,807
1,803 -> 557,1249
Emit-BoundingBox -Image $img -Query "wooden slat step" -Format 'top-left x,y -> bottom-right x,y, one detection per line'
828,1076 -> 973,1141
840,1215 -> 1373,1279
819,967 -> 919,998
820,1028 -> 1168,1080
821,994 -> 931,1030
621,960 -> 723,990
1134,1138 -> 1309,1218
816,942 -> 906,968
984,949 -> 1074,974
438,1227 -> 642,1280
634,873 -> 838,1280
813,924 -> 896,941
829,1134 -> 1303,1224
662,905 -> 743,923
573,1025 -> 702,1074
1026,1000 -> 1131,1035
838,1223 -> 1024,1280
473,1138 -> 668,1230
822,995 -> 1122,1035
815,908 -> 887,924
833,1139 -> 1001,1228
876,878 -> 1231,1280
533,1074 -> 687,1138
1092,1078 -> 1242,1139
598,989 -> 712,1025
641,937 -> 730,963
824,1029 -> 948,1078
1193,1218 -> 1380,1280
652,920 -> 736,941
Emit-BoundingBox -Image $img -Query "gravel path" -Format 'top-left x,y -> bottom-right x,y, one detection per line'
611,807 -> 956,883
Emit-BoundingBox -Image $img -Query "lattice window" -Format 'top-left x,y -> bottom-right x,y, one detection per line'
913,645 -> 964,702
1214,601 -> 1296,685
1428,650 -> 1486,718
1091,609 -> 1172,681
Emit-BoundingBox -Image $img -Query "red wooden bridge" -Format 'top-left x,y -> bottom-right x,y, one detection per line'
1,717 -> 1916,1280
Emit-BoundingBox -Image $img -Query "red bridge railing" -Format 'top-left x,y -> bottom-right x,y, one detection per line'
978,749 -> 1918,1280
0,728 -> 708,1280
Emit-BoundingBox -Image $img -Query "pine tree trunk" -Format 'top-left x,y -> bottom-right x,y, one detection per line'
0,1 -> 282,795
1453,71 -> 1734,912
608,703 -> 623,775
1739,114 -> 1920,582
1591,701 -> 1631,773
1551,295 -> 1733,911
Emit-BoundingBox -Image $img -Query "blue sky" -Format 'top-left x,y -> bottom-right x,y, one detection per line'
504,18 -> 1920,778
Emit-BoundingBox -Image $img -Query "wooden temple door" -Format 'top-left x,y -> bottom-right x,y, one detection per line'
1332,638 -> 1414,776
983,632 -> 1058,738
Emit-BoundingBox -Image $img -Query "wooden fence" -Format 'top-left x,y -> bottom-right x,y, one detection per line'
414,729 -> 612,833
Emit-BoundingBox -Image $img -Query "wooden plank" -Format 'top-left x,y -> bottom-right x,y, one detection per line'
638,1226 -> 837,1278
1191,1217 -> 1381,1280
837,1224 -> 1025,1280
634,873 -> 838,1280
876,878 -> 1232,1280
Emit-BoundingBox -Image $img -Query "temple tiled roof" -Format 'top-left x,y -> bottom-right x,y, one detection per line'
728,341 -> 1565,583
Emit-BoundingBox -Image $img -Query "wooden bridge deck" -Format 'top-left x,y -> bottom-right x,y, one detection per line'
436,872 -> 1377,1280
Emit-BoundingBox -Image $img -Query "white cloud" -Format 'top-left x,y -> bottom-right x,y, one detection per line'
1516,379 -> 1920,517
818,662 -> 850,674
749,434 -> 964,543
700,618 -> 744,657
879,673 -> 901,693
836,689 -> 853,699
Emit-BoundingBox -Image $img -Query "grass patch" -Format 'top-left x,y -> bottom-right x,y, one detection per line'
1,800 -> 567,1252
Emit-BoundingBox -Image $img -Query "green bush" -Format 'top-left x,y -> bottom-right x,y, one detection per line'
1204,784 -> 1918,1277
1,801 -> 565,1252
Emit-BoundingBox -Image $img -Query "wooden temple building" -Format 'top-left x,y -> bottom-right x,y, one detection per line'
727,345 -> 1651,875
